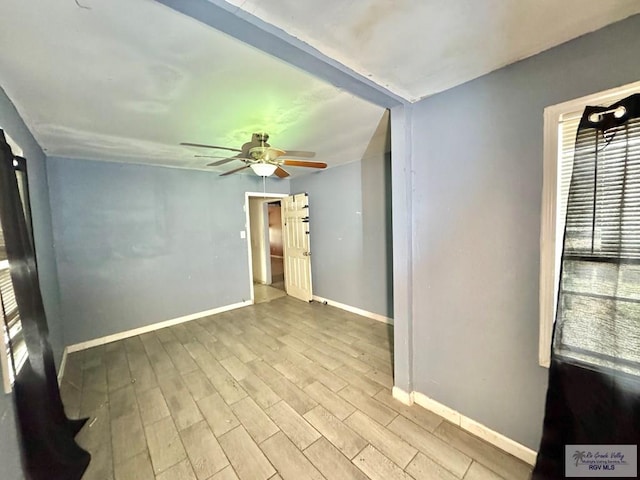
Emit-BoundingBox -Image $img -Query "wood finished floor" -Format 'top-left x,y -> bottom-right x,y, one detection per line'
60,296 -> 533,480
254,283 -> 287,304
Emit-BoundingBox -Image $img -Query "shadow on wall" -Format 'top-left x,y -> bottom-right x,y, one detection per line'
361,109 -> 394,370
361,109 -> 393,319
386,323 -> 395,372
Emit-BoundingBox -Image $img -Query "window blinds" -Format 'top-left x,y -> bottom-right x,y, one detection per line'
557,113 -> 581,237
554,100 -> 640,376
0,173 -> 28,388
564,120 -> 640,259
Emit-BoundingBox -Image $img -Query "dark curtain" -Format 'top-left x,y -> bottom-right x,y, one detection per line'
534,94 -> 640,478
0,130 -> 90,479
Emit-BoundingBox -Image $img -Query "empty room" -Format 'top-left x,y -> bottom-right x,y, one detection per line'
1,1 -> 640,479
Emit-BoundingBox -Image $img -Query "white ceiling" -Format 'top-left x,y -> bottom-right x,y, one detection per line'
0,0 -> 386,175
1,0 -> 639,174
228,0 -> 640,101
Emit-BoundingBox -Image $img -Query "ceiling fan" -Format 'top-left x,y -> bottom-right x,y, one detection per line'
180,133 -> 327,178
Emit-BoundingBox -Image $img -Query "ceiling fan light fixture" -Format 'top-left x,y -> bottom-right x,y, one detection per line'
250,163 -> 277,177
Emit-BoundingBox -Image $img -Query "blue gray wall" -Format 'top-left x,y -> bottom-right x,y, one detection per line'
406,14 -> 640,449
48,150 -> 393,347
0,86 -> 60,479
47,157 -> 288,345
291,151 -> 393,318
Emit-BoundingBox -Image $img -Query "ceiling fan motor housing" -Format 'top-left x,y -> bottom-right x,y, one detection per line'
249,145 -> 286,162
253,132 -> 269,144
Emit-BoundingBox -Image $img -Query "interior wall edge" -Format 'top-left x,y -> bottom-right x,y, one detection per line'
390,102 -> 414,394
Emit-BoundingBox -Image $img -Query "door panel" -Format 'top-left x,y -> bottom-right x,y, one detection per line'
282,193 -> 312,302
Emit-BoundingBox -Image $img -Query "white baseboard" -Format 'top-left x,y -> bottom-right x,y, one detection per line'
66,300 -> 253,353
392,386 -> 414,406
312,295 -> 393,325
57,347 -> 69,385
413,391 -> 462,425
392,387 -> 537,466
459,415 -> 537,466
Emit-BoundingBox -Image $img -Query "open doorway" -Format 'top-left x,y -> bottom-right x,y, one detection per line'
267,201 -> 285,291
245,192 -> 288,304
246,191 -> 314,304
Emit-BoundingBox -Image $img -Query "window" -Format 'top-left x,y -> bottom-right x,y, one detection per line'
539,81 -> 640,367
0,132 -> 29,393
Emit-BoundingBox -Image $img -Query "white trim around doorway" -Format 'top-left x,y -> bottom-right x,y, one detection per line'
245,192 -> 288,304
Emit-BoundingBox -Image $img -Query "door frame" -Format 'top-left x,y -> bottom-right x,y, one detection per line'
245,192 -> 288,303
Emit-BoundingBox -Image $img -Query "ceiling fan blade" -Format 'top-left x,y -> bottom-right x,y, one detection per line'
265,147 -> 286,159
206,158 -> 236,166
180,142 -> 242,153
282,160 -> 327,169
220,165 -> 250,176
283,150 -> 316,158
206,155 -> 253,166
274,167 -> 290,178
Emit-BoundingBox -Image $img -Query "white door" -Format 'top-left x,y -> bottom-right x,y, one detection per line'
282,193 -> 313,302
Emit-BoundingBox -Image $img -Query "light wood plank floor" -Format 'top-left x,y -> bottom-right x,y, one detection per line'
60,296 -> 533,480
254,283 -> 287,304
